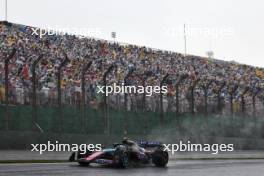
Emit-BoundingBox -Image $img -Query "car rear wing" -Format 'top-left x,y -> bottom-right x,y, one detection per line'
137,140 -> 163,148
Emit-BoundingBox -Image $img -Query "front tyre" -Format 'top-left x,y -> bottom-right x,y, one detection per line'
114,146 -> 130,168
152,150 -> 169,167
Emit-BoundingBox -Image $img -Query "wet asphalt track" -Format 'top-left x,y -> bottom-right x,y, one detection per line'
0,160 -> 264,176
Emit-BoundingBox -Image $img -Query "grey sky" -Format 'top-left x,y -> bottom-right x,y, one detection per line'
0,0 -> 263,67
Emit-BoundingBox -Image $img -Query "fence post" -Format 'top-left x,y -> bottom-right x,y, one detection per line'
252,87 -> 261,117
160,73 -> 169,125
217,82 -> 226,112
175,74 -> 188,114
134,72 -> 149,112
103,64 -> 116,135
134,72 -> 149,134
124,69 -> 134,111
175,83 -> 179,114
229,93 -> 233,114
241,87 -> 249,114
190,79 -> 199,114
142,73 -> 151,133
229,84 -> 238,114
142,78 -> 146,111
203,88 -> 208,114
32,54 -> 43,131
252,94 -> 256,116
123,69 -> 134,135
190,86 -> 194,114
201,80 -> 213,115
81,61 -> 92,133
57,53 -> 69,133
4,48 -> 16,130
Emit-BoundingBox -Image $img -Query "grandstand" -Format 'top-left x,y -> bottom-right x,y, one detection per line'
0,21 -> 264,134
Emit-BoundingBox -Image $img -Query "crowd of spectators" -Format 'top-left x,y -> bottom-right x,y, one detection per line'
0,21 -> 263,113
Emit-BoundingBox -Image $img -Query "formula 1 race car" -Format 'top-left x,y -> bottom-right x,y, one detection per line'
69,139 -> 169,168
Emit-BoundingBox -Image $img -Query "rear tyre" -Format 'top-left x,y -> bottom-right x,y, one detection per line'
152,150 -> 169,167
77,150 -> 91,166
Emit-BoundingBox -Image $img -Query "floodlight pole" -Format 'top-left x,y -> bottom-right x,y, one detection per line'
5,0 -> 8,21
184,24 -> 187,56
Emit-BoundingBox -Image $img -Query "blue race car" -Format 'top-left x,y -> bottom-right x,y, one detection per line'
69,139 -> 169,168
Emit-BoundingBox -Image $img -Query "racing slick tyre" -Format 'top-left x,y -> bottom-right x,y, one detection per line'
77,150 -> 91,166
152,150 -> 169,167
114,146 -> 130,168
